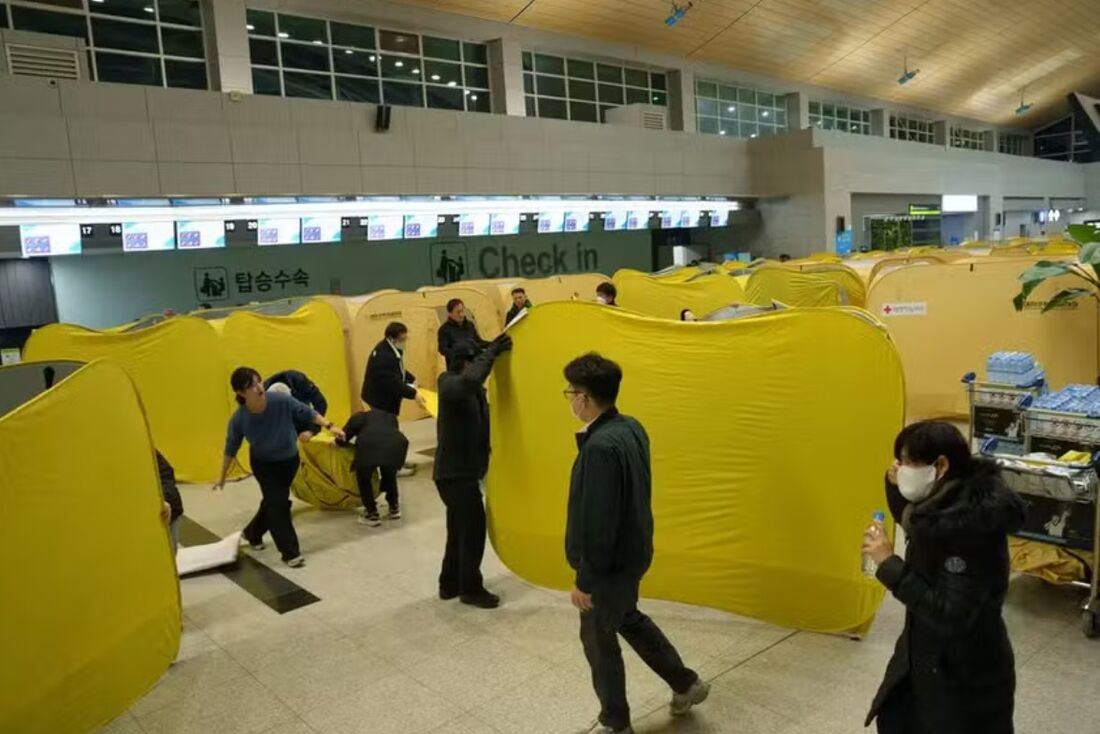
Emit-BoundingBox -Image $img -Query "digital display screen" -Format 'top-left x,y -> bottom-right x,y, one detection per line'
256,218 -> 301,246
124,221 -> 177,251
20,223 -> 81,257
658,210 -> 675,228
538,211 -> 564,233
459,213 -> 491,237
403,214 -> 438,239
710,210 -> 727,227
564,211 -> 589,232
301,217 -> 341,243
625,211 -> 645,230
172,220 -> 221,250
368,215 -> 404,241
490,212 -> 520,236
603,210 -> 628,231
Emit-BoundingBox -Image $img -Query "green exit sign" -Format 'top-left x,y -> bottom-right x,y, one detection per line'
909,204 -> 942,217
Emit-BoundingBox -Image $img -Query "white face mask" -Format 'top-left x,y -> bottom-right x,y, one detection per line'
570,392 -> 586,423
596,295 -> 609,305
897,464 -> 938,502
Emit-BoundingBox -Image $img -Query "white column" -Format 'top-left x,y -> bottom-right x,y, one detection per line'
667,68 -> 695,132
782,92 -> 808,131
487,38 -> 525,116
870,109 -> 889,137
202,0 -> 252,94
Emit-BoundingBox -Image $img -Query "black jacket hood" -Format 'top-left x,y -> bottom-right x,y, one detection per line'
910,458 -> 1026,537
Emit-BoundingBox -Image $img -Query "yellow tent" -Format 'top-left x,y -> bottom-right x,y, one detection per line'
612,269 -> 747,319
0,360 -> 180,734
486,303 -> 903,633
794,263 -> 867,307
745,267 -> 842,307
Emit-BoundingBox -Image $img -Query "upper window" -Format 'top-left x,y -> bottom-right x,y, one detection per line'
522,50 -> 667,124
889,114 -> 935,144
809,100 -> 870,135
695,80 -> 786,138
998,133 -> 1029,157
247,9 -> 491,112
1,0 -> 206,89
950,126 -> 985,151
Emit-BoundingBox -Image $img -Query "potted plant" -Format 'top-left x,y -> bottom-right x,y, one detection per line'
1013,224 -> 1100,313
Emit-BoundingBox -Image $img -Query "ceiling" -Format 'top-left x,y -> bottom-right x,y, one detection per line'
390,0 -> 1100,126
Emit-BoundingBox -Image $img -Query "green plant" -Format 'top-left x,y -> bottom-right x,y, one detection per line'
1014,224 -> 1100,313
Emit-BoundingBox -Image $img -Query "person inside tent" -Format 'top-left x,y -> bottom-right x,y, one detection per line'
596,282 -> 618,307
505,287 -> 533,326
338,409 -> 409,527
264,369 -> 328,439
437,298 -> 490,370
679,309 -> 697,322
778,254 -> 792,263
156,450 -> 184,556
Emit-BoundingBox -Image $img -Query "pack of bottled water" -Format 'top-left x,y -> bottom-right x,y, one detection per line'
986,351 -> 1045,387
1033,385 -> 1100,415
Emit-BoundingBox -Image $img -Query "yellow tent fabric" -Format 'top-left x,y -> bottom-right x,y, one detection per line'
745,267 -> 842,307
795,264 -> 867,307
0,361 -> 180,734
612,270 -> 747,320
23,317 -> 231,482
652,266 -> 702,283
291,437 -> 368,510
509,273 -> 610,307
866,260 -> 1098,419
486,303 -> 903,633
867,255 -> 950,284
1008,537 -> 1088,584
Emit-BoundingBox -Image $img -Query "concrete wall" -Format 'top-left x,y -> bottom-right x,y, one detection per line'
746,130 -> 826,258
1086,163 -> 1100,216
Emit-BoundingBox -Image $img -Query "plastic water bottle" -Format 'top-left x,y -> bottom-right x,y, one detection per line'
863,511 -> 887,578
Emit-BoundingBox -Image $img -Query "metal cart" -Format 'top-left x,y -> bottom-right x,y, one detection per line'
961,373 -> 1043,455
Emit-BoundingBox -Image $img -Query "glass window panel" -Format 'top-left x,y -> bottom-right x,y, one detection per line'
382,80 -> 422,107
425,59 -> 461,86
336,75 -> 380,103
250,38 -> 277,66
758,108 -> 774,122
333,48 -> 378,76
525,95 -> 536,116
95,51 -> 161,85
462,42 -> 487,65
598,64 -> 623,84
775,109 -> 787,127
567,58 -> 594,79
758,125 -> 774,137
719,105 -> 737,123
18,0 -> 81,7
758,92 -> 774,107
625,86 -> 648,104
651,91 -> 667,106
378,29 -> 417,54
536,74 -> 566,98
523,73 -> 535,94
738,104 -> 756,122
252,67 -> 280,95
650,72 -> 666,91
279,14 -> 326,44
246,9 -> 274,36
738,88 -> 755,104
522,51 -> 532,71
283,71 -> 332,99
165,59 -> 206,88
331,21 -> 374,49
463,64 -> 488,89
161,27 -> 203,58
537,96 -> 567,120
598,83 -> 623,105
281,42 -> 330,72
0,5 -> 7,30
570,100 -> 597,122
623,68 -> 647,88
158,0 -> 201,27
698,116 -> 718,134
822,103 -> 835,117
422,35 -> 460,61
696,98 -> 718,117
466,90 -> 490,113
718,85 -> 738,102
568,78 -> 596,101
808,101 -> 820,115
427,84 -> 464,110
94,0 -> 156,21
741,122 -> 758,137
93,18 -> 159,53
823,118 -> 835,131
13,6 -> 87,41
837,119 -> 849,132
381,54 -> 421,81
534,53 -> 564,75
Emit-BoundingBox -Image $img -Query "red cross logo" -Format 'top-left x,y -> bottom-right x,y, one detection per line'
882,305 -> 893,315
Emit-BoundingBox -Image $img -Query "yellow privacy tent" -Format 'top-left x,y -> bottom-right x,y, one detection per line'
486,303 -> 904,633
23,316 -> 230,481
745,266 -> 842,307
612,269 -> 746,319
0,360 -> 180,734
866,260 -> 1098,419
795,263 -> 867,307
221,299 -> 352,429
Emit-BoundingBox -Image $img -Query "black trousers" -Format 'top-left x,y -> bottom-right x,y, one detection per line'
244,454 -> 301,562
356,465 -> 399,514
580,576 -> 697,730
435,478 -> 486,596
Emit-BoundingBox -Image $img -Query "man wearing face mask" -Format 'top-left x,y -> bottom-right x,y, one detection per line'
362,322 -> 426,417
862,420 -> 1025,734
564,353 -> 709,734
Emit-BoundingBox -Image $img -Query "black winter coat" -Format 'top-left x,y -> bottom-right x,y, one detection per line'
505,300 -> 532,326
433,343 -> 503,482
437,318 -> 489,370
156,450 -> 184,521
361,339 -> 416,416
264,370 -> 327,416
338,410 -> 409,471
866,459 -> 1026,733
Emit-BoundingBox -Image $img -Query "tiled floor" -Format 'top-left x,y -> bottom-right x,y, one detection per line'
100,420 -> 1100,734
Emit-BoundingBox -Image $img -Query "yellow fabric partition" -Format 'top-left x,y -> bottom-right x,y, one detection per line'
421,279 -> 515,320
652,266 -> 702,283
745,267 -> 842,307
222,300 -> 352,429
0,361 -> 180,734
867,255 -> 950,284
486,303 -> 903,633
795,264 -> 867,307
414,285 -> 505,337
23,317 -> 230,482
612,270 -> 747,319
866,260 -> 1099,419
292,437 -> 367,510
513,273 -> 610,306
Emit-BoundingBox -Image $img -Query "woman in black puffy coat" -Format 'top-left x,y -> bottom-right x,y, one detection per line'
862,421 -> 1026,734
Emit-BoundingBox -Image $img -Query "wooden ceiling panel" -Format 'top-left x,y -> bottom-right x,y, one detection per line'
390,0 -> 1100,124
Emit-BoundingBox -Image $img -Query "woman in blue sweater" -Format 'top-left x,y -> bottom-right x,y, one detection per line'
213,367 -> 345,567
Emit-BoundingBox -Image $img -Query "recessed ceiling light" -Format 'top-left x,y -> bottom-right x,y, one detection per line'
345,49 -> 353,55
278,31 -> 289,38
312,40 -> 323,45
246,23 -> 255,30
761,111 -> 770,118
750,133 -> 758,138
447,80 -> 457,87
394,60 -> 404,67
471,94 -> 478,100
719,130 -> 726,135
369,55 -> 376,62
727,106 -> 735,112
431,74 -> 440,81
92,0 -> 104,3
412,68 -> 420,74
143,5 -> 154,12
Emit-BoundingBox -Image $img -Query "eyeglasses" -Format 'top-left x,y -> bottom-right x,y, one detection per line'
563,389 -> 583,400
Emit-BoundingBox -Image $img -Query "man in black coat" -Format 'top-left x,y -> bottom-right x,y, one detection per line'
563,353 -> 708,734
264,369 -> 328,436
437,298 -> 490,370
361,322 -> 425,416
338,409 -> 410,525
433,333 -> 511,609
505,287 -> 532,326
156,450 -> 184,555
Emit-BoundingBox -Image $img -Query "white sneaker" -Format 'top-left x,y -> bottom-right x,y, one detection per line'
358,510 -> 382,527
397,465 -> 416,478
285,556 -> 306,568
240,535 -> 265,551
670,678 -> 710,716
579,723 -> 632,734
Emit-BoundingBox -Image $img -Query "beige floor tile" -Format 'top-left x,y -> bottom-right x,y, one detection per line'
129,647 -> 251,718
631,676 -> 800,733
469,665 -> 599,734
257,719 -> 318,734
93,711 -> 144,734
135,672 -> 298,734
427,714 -> 501,734
299,672 -> 464,734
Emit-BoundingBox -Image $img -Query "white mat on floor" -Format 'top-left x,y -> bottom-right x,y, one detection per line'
176,531 -> 241,577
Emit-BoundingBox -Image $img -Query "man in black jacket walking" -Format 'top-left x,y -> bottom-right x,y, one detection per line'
438,298 -> 490,370
362,322 -> 425,416
563,353 -> 708,734
505,287 -> 532,326
338,409 -> 410,525
434,333 -> 512,609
